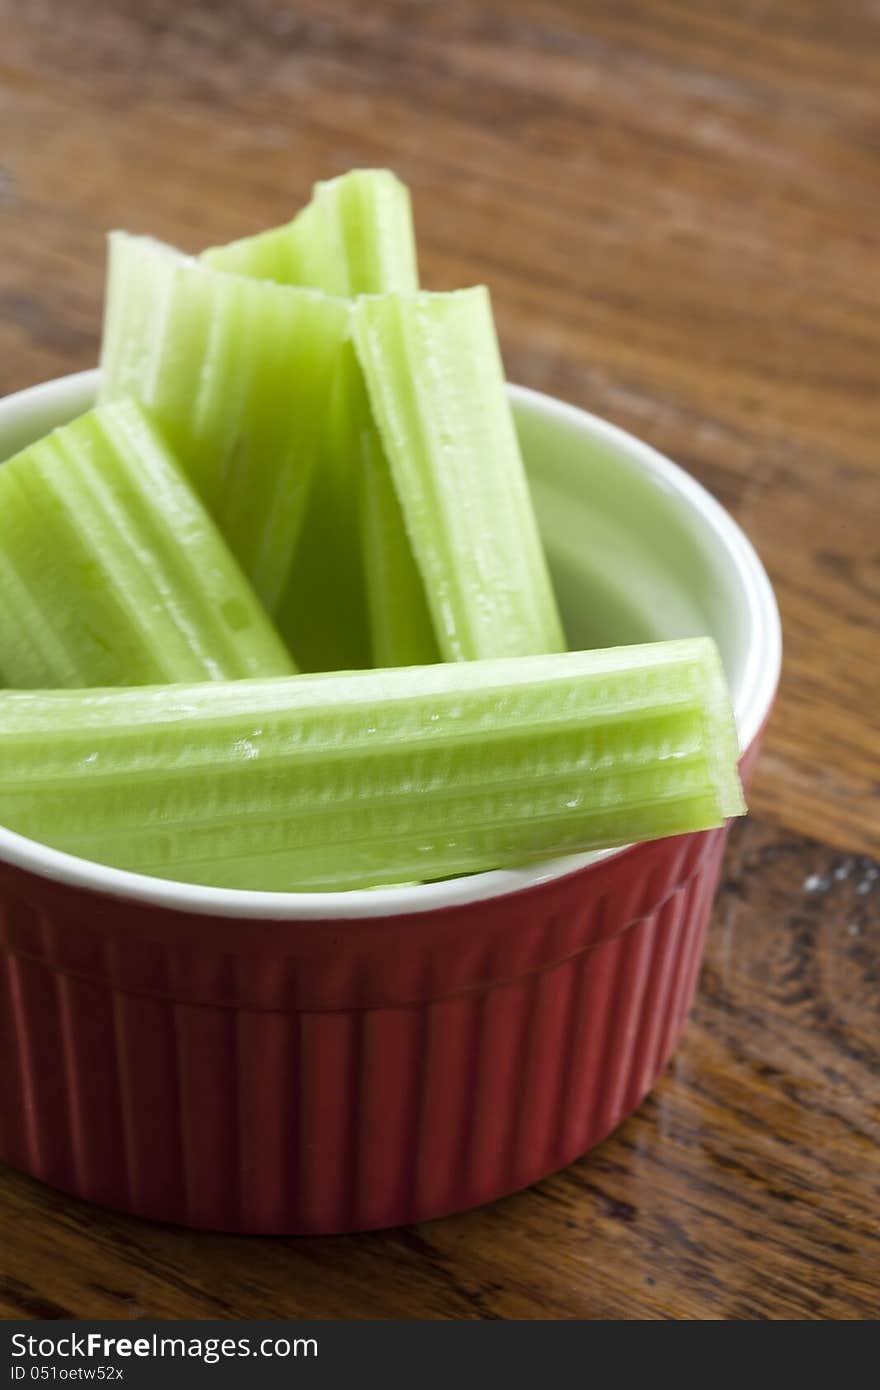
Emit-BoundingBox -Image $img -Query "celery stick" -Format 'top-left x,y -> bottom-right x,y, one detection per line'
0,401 -> 295,689
357,371 -> 440,667
99,232 -> 348,611
205,170 -> 432,667
202,169 -> 419,295
352,289 -> 566,662
282,341 -> 438,670
0,639 -> 744,892
279,333 -> 436,664
276,341 -> 372,671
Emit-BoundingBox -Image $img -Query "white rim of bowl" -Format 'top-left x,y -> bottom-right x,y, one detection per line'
0,371 -> 781,920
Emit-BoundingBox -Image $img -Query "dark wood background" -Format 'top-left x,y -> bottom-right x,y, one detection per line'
1,0 -> 877,1320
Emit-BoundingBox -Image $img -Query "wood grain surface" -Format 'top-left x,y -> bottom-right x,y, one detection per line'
1,0 -> 878,1320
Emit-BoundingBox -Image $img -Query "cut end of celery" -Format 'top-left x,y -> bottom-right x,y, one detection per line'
202,169 -> 419,296
697,637 -> 748,819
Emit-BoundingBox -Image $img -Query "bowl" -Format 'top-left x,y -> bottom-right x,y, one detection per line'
0,370 -> 780,1233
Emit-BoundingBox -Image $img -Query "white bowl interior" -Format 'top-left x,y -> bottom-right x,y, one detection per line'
516,388 -> 774,742
0,371 -> 780,919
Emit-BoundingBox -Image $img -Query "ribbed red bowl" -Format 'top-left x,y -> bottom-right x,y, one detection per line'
0,372 -> 781,1233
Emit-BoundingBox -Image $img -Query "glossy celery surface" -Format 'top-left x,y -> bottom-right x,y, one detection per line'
353,289 -> 566,662
0,401 -> 295,689
99,233 -> 348,611
0,639 -> 744,892
202,169 -> 419,295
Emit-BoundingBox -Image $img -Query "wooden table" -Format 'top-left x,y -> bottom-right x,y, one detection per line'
1,0 -> 877,1321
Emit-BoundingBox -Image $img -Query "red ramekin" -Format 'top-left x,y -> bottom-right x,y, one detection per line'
0,372 -> 781,1233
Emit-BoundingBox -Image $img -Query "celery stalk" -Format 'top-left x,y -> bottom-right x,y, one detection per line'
0,639 -> 744,892
0,401 -> 295,688
202,169 -> 419,295
357,371 -> 441,667
284,341 -> 438,669
352,289 -> 566,662
204,170 -> 434,668
99,232 -> 348,611
276,341 -> 372,671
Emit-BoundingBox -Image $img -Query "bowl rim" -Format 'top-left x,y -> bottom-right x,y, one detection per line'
0,369 -> 781,920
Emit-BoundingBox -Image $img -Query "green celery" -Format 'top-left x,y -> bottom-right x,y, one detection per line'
201,168 -> 419,295
352,289 -> 566,662
0,639 -> 744,892
283,340 -> 438,669
0,401 -> 295,688
99,232 -> 348,611
356,365 -> 440,667
204,170 -> 435,669
277,341 -> 373,671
